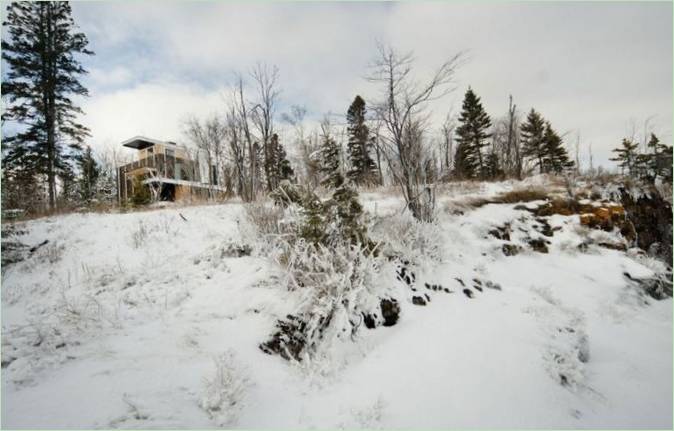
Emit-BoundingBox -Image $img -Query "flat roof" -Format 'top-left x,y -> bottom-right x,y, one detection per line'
121,136 -> 176,150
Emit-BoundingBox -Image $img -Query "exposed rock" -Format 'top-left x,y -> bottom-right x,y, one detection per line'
362,313 -> 377,329
380,298 -> 400,326
624,271 -> 673,300
618,185 -> 672,266
221,242 -> 252,258
396,264 -> 416,287
528,238 -> 549,253
597,242 -> 627,251
463,289 -> 474,298
535,218 -> 554,237
412,296 -> 427,306
259,314 -> 308,361
488,223 -> 511,241
502,244 -> 523,256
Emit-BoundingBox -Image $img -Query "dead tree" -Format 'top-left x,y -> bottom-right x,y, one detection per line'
440,112 -> 456,180
367,43 -> 463,221
250,63 -> 280,192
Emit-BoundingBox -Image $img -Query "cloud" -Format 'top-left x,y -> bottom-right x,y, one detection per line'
67,1 -> 671,169
80,80 -> 227,154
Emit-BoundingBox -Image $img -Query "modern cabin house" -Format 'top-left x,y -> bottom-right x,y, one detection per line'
117,136 -> 224,203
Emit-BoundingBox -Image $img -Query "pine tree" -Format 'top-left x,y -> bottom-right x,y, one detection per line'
346,95 -> 377,186
2,2 -> 94,210
453,141 -> 477,179
542,122 -> 574,174
484,151 -> 502,180
645,133 -> 672,181
78,146 -> 100,204
319,135 -> 342,189
520,109 -> 547,173
455,88 -> 492,179
610,138 -> 639,176
278,143 -> 294,182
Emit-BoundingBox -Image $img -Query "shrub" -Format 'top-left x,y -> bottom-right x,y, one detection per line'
130,176 -> 151,206
200,350 -> 249,427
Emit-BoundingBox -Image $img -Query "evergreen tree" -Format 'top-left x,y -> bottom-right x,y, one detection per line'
96,168 -> 117,204
278,143 -> 294,182
77,146 -> 100,204
484,151 -> 502,180
346,95 -> 377,186
520,109 -> 547,173
610,138 -> 639,176
319,135 -> 342,189
453,141 -> 477,179
455,88 -> 492,179
645,133 -> 672,181
2,1 -> 94,210
265,133 -> 294,190
542,122 -> 574,173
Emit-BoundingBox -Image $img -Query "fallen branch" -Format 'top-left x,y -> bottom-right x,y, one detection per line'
29,239 -> 49,253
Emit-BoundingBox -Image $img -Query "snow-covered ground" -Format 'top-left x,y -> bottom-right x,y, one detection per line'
2,182 -> 672,429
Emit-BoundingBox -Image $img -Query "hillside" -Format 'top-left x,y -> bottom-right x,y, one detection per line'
1,178 -> 671,429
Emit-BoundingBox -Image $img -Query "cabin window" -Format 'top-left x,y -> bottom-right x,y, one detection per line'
166,149 -> 175,158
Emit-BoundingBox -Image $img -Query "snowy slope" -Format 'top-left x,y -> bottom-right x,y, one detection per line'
1,186 -> 671,429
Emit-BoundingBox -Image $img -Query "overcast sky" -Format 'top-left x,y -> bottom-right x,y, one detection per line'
9,1 -> 674,169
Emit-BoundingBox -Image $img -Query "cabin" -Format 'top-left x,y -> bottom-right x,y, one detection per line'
117,136 -> 225,203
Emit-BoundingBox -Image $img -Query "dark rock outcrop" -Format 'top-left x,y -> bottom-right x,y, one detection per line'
619,186 -> 672,267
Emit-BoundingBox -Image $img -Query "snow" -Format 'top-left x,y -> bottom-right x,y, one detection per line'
2,182 -> 671,428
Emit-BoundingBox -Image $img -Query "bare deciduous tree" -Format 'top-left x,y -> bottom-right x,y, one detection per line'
250,63 -> 280,192
367,43 -> 463,221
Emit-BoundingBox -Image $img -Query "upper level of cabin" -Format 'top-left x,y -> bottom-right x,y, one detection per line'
121,136 -> 189,161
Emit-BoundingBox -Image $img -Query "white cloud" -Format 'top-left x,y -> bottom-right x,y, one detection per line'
81,80 -> 227,153
70,1 -> 671,169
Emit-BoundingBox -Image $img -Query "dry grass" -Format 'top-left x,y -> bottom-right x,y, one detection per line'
494,188 -> 549,204
244,201 -> 285,236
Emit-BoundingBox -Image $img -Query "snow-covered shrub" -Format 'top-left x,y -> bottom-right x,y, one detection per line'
260,239 -> 385,362
243,201 -> 285,237
369,210 -> 444,267
129,216 -> 178,249
200,350 -> 250,427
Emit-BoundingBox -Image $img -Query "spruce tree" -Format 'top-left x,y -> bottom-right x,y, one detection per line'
645,133 -> 672,181
484,151 -> 502,179
319,135 -> 342,189
520,109 -> 547,173
455,88 -> 492,179
610,138 -> 639,176
542,122 -> 573,174
346,95 -> 377,186
453,141 -> 477,179
2,1 -> 94,210
274,134 -> 294,182
78,146 -> 100,204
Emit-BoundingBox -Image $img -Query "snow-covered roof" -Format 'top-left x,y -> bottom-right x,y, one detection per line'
121,136 -> 175,150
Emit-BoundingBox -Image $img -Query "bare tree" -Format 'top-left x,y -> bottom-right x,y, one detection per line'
184,114 -> 227,198
250,63 -> 280,192
369,119 -> 386,186
440,111 -> 456,180
222,76 -> 259,202
505,95 -> 521,179
367,43 -> 463,220
282,105 -> 321,189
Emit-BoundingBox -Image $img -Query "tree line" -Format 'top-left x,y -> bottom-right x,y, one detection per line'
1,1 -> 669,221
